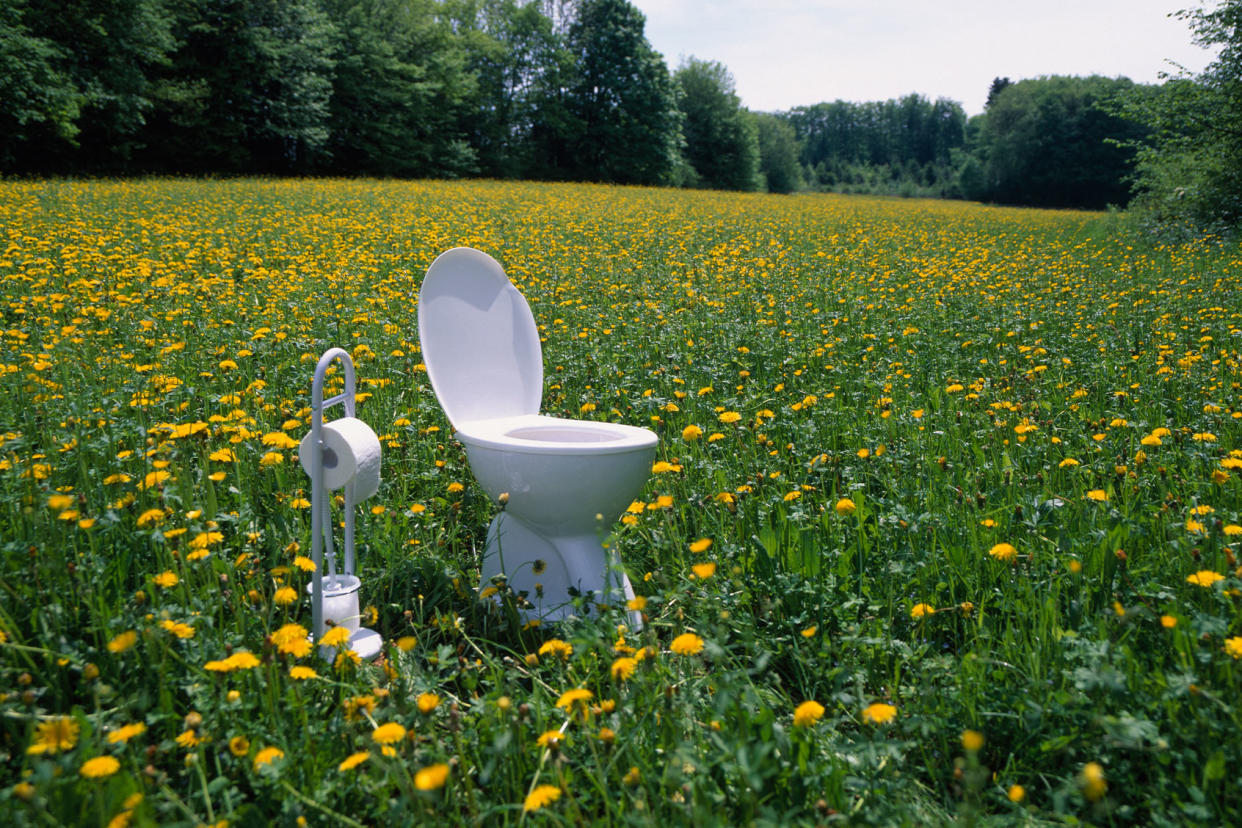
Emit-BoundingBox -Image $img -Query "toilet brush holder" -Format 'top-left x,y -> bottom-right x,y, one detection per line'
308,575 -> 361,633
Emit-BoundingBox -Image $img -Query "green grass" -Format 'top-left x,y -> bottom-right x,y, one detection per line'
1,178 -> 1240,826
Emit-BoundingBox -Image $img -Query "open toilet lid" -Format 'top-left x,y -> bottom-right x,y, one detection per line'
417,248 -> 543,429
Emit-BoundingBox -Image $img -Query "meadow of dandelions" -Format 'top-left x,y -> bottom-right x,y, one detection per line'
1,178 -> 1240,825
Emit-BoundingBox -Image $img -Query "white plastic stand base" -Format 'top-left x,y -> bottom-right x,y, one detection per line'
349,627 -> 384,659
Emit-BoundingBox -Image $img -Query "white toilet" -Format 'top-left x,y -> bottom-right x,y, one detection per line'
417,247 -> 657,623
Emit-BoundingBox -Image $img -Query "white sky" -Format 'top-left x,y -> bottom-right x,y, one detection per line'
631,0 -> 1218,115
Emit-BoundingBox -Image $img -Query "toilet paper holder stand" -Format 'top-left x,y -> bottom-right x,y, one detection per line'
306,347 -> 383,660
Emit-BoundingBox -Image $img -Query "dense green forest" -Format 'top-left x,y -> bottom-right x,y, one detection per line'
2,0 -> 1240,231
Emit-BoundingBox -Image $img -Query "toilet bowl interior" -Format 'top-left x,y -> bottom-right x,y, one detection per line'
506,425 -> 623,444
455,414 -> 657,455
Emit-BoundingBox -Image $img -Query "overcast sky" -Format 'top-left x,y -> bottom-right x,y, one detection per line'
631,0 -> 1217,115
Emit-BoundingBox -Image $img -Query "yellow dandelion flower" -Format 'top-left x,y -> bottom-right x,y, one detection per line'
1080,762 -> 1107,801
1085,489 -> 1108,502
862,702 -> 897,724
228,736 -> 250,757
1224,637 -> 1242,659
107,630 -> 138,653
137,509 -> 166,530
681,424 -> 702,441
138,470 -> 170,490
343,695 -> 376,721
160,620 -> 195,639
371,722 -> 406,745
319,626 -> 353,648
27,716 -> 80,755
692,562 -> 716,579
523,784 -> 562,812
253,746 -> 284,769
793,700 -> 825,727
1160,615 -> 1178,628
961,729 -> 984,752
670,632 -> 704,656
718,411 -> 742,424
538,638 -> 573,660
988,543 -> 1018,563
1008,784 -> 1026,803
273,586 -> 298,606
338,751 -> 370,771
835,498 -> 856,516
611,656 -> 638,680
415,763 -> 449,791
152,570 -> 178,588
261,432 -> 298,449
289,665 -> 318,680
188,531 -> 223,549
536,729 -> 564,748
688,538 -> 712,554
47,493 -> 74,511
274,625 -> 312,658
417,693 -> 440,714
79,756 -> 121,779
1187,570 -> 1225,587
910,603 -> 935,619
556,688 -> 593,710
205,651 -> 261,672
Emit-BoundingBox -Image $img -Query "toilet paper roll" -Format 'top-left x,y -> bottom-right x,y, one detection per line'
300,417 -> 382,500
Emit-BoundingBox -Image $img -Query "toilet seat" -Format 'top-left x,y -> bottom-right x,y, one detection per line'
418,247 -> 543,430
456,414 -> 657,455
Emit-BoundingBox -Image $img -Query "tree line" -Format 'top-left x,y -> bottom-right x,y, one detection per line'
3,0 -> 1239,233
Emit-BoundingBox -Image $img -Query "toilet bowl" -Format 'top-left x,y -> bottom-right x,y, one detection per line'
417,248 -> 657,623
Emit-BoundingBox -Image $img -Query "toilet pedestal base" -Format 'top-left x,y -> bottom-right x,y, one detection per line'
480,513 -> 641,628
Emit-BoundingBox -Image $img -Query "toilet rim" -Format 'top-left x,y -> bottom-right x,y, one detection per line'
454,414 -> 657,455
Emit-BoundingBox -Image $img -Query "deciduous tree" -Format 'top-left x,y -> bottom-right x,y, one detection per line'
1124,0 -> 1242,235
674,57 -> 758,191
562,0 -> 680,185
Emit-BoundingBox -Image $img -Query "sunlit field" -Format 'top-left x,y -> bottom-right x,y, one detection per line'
2,179 -> 1240,825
